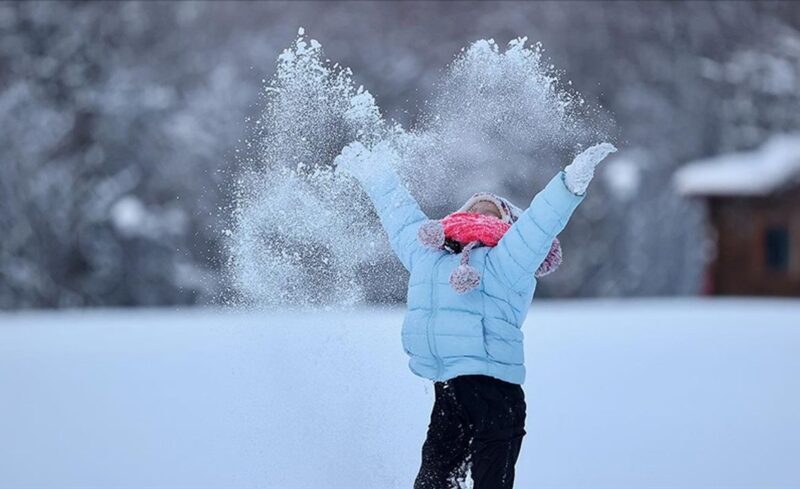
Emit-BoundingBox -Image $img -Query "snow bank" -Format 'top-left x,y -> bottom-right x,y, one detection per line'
674,133 -> 800,196
1,300 -> 799,488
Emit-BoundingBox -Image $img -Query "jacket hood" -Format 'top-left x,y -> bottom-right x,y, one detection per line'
455,192 -> 523,225
417,190 -> 563,294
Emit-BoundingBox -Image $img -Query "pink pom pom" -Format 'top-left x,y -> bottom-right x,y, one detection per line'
535,238 -> 562,278
449,264 -> 480,293
417,220 -> 445,248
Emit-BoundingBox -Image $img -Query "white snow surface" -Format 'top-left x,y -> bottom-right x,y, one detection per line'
674,133 -> 800,196
1,299 -> 799,489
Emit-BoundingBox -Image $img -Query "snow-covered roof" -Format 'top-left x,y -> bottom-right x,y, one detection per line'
674,134 -> 800,196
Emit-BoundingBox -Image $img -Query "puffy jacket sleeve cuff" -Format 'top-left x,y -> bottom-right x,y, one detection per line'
538,171 -> 586,226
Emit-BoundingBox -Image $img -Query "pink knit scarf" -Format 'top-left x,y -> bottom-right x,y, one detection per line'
417,211 -> 563,294
441,212 -> 511,247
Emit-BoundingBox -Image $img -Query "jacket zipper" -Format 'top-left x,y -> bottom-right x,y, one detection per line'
427,255 -> 445,379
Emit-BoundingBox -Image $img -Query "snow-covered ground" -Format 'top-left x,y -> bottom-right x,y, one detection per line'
1,299 -> 799,489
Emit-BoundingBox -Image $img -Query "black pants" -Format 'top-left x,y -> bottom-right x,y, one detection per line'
414,375 -> 526,489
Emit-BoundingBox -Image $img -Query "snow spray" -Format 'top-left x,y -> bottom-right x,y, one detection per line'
226,29 -> 610,307
394,38 -> 606,204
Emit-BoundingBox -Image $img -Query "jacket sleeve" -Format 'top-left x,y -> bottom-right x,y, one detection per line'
486,171 -> 585,293
354,163 -> 429,272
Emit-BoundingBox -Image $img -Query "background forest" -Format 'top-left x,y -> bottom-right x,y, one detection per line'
2,1 -> 799,309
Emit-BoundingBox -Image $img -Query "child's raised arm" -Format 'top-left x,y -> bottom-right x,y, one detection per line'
486,143 -> 617,293
334,141 -> 429,271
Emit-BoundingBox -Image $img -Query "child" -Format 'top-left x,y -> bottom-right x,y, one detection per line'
333,141 -> 616,488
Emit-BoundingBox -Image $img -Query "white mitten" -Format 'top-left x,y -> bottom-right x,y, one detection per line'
333,140 -> 396,182
563,142 -> 618,195
333,141 -> 370,179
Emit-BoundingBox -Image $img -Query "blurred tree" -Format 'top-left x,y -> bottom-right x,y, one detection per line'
0,2 -> 256,307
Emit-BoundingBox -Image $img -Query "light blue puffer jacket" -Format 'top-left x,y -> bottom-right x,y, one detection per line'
357,166 -> 585,385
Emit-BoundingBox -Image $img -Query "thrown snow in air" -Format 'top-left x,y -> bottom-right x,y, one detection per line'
227,31 -> 609,307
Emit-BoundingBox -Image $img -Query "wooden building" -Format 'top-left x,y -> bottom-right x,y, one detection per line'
675,134 -> 800,296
